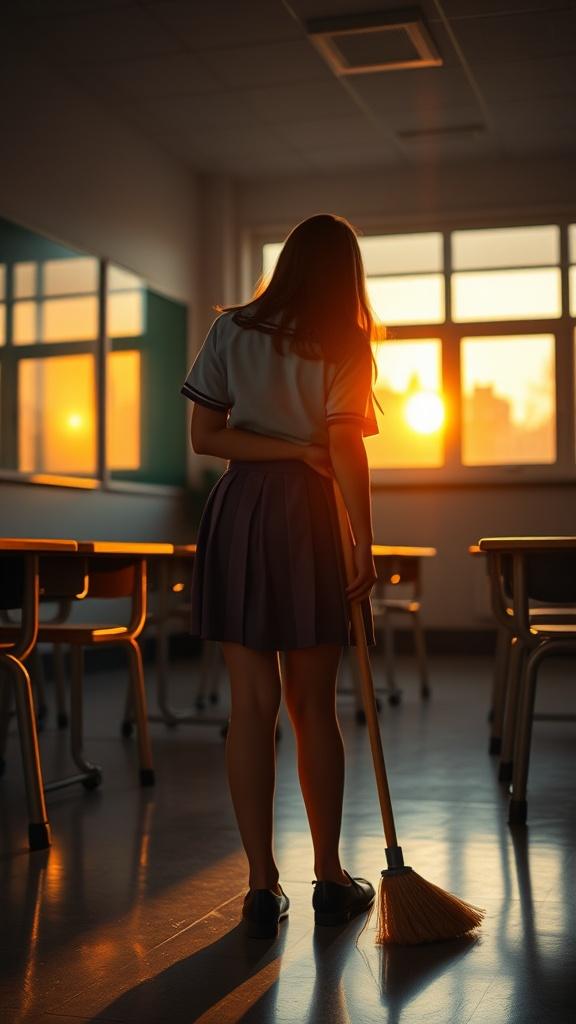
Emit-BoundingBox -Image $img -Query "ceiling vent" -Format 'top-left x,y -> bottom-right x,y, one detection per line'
306,7 -> 442,75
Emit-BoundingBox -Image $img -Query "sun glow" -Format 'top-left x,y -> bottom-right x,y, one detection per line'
405,391 -> 445,435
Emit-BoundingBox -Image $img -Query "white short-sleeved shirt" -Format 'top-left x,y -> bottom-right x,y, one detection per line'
181,311 -> 379,446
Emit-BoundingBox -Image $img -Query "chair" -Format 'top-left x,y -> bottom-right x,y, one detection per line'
36,551 -> 155,791
479,538 -> 576,824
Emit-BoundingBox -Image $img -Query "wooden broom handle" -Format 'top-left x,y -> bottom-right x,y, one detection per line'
333,479 -> 399,851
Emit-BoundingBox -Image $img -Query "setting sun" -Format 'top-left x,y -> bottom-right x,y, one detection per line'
66,412 -> 84,431
405,392 -> 445,435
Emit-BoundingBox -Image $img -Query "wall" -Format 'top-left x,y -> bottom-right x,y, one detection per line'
235,154 -> 576,630
0,66 -> 200,542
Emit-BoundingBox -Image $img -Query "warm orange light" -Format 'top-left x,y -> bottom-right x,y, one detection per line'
66,412 -> 84,431
405,391 -> 444,434
390,573 -> 401,584
172,582 -> 185,592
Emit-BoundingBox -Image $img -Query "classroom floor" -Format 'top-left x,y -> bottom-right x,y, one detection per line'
1,651 -> 575,1024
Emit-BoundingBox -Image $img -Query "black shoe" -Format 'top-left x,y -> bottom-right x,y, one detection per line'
312,871 -> 375,926
242,885 -> 290,939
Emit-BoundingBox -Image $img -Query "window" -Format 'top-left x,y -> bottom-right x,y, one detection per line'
461,335 -> 556,465
0,217 -> 188,489
259,219 -> 574,482
452,226 -> 561,322
367,339 -> 444,468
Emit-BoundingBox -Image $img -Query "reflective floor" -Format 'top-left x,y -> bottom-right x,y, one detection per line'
1,652 -> 575,1023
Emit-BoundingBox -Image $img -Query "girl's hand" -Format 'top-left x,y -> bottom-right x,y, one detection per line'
346,541 -> 377,602
301,444 -> 334,478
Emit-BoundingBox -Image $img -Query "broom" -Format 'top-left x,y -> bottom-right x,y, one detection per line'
332,479 -> 485,945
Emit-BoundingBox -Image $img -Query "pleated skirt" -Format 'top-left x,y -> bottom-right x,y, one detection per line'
189,458 -> 375,651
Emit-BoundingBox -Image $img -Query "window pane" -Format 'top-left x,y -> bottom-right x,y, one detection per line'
262,242 -> 282,277
365,340 -> 444,468
14,262 -> 38,298
44,297 -> 99,341
107,351 -> 141,470
0,264 -> 5,300
108,265 -> 143,291
108,291 -> 144,337
461,335 -> 555,465
452,226 -> 559,270
367,275 -> 444,325
13,301 -> 37,343
359,233 -> 443,275
0,305 -> 5,346
44,256 -> 98,296
18,355 -> 97,475
453,268 -> 561,322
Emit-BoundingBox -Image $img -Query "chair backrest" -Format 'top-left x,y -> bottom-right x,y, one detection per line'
503,551 -> 576,603
83,557 -> 136,598
0,555 -> 25,610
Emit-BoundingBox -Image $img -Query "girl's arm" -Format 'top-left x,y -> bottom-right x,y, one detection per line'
191,403 -> 328,469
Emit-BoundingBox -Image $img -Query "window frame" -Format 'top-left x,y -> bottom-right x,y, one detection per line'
0,257 -> 184,495
246,214 -> 576,487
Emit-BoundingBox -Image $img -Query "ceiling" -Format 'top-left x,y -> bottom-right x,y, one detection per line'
3,0 -> 576,178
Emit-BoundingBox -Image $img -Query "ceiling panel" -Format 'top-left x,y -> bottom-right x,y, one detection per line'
199,38 -> 335,89
350,66 -> 481,118
473,54 -> 576,103
90,52 -> 222,100
3,5 -> 181,62
276,114 -> 393,149
144,0 -> 300,49
240,80 -> 358,123
442,0 -> 572,17
451,7 -> 576,61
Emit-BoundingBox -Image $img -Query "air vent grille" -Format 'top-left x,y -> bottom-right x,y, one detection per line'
306,8 -> 442,75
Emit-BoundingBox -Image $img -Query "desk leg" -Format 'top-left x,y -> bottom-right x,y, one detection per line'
4,654 -> 51,850
125,638 -> 155,786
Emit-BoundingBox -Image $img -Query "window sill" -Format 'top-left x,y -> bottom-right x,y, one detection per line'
0,470 -> 185,497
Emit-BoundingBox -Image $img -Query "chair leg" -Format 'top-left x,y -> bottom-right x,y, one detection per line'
69,647 -> 102,788
489,628 -> 511,754
412,609 -> 431,700
382,611 -> 401,705
0,669 -> 13,776
4,654 -> 51,850
125,638 -> 155,786
499,638 -> 525,782
52,644 -> 68,729
509,644 -> 545,826
30,646 -> 48,725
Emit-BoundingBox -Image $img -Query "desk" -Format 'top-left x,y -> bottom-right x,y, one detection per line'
0,538 -> 78,850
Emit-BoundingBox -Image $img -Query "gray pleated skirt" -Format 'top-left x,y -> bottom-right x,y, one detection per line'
190,458 -> 375,651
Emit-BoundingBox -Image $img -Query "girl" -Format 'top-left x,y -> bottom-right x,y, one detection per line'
181,214 -> 381,939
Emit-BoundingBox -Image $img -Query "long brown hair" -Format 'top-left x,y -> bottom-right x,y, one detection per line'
218,215 -> 382,378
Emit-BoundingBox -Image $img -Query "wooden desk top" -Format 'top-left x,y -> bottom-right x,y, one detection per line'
479,537 -> 576,552
0,538 -> 78,552
77,541 -> 174,556
173,544 -> 436,559
372,545 -> 436,559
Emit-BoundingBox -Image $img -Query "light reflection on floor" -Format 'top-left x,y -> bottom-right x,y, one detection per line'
0,654 -> 574,1023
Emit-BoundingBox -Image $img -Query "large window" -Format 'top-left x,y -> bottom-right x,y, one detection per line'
0,217 -> 187,488
260,220 -> 575,482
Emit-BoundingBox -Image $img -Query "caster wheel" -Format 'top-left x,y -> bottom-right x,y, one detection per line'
355,708 -> 366,725
220,723 -> 229,739
121,719 -> 134,738
82,770 -> 102,790
57,712 -> 69,729
209,692 -> 219,705
421,686 -> 431,701
195,697 -> 206,711
388,692 -> 401,707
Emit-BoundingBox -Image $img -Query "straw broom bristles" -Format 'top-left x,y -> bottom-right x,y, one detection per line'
374,867 -> 485,945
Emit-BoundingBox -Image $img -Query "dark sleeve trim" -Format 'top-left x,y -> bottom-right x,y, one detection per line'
326,412 -> 368,424
180,382 -> 230,411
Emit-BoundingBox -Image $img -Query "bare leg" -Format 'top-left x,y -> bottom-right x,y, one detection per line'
220,641 -> 282,892
283,644 -> 348,885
